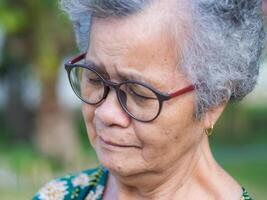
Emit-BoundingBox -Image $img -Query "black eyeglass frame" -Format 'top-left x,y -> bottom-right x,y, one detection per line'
65,53 -> 195,122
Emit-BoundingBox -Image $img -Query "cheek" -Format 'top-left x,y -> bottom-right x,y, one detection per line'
82,104 -> 94,121
82,104 -> 97,147
135,124 -> 182,166
134,94 -> 201,168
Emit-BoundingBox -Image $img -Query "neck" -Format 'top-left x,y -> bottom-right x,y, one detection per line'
105,136 -> 237,200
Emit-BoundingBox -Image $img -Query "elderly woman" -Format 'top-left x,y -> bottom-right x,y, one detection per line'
33,0 -> 265,199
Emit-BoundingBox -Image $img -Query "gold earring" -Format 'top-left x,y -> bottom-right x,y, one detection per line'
205,125 -> 214,136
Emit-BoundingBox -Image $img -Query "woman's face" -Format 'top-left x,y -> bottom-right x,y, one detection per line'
82,10 -> 204,177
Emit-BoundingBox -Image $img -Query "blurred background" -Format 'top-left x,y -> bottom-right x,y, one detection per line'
0,1 -> 266,200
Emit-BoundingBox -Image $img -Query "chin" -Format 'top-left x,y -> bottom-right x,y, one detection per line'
94,140 -> 146,177
98,154 -> 136,177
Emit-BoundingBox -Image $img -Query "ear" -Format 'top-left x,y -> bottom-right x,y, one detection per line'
203,104 -> 226,129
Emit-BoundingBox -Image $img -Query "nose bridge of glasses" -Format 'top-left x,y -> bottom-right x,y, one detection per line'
103,79 -> 122,90
102,80 -> 127,107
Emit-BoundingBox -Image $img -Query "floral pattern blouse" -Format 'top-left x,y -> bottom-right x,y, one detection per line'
33,166 -> 253,200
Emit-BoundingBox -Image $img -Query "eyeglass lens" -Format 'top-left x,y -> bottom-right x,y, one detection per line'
69,66 -> 160,121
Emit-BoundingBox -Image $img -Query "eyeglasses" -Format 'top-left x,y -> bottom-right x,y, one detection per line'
65,53 -> 195,122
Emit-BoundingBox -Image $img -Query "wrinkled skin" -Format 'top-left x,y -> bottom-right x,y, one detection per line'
82,1 -> 243,199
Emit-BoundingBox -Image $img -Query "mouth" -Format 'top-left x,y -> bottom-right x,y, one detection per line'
99,136 -> 140,149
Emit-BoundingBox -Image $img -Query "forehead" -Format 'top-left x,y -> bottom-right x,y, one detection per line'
87,1 -> 188,88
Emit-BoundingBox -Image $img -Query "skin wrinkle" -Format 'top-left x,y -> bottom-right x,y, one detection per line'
60,0 -> 264,199
82,2 -> 218,198
61,0 -> 265,117
140,142 -> 203,199
133,88 -> 197,167
192,138 -> 232,200
110,132 -> 205,200
87,7 -> 185,92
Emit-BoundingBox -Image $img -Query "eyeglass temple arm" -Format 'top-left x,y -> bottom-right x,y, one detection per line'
169,85 -> 195,98
68,53 -> 86,64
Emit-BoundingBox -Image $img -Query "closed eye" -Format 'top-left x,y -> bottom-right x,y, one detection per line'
129,87 -> 157,100
87,77 -> 102,85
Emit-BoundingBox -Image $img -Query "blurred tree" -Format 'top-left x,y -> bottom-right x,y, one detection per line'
0,0 -> 34,141
0,0 -> 80,164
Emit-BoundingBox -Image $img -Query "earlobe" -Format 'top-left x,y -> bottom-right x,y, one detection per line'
203,103 -> 226,130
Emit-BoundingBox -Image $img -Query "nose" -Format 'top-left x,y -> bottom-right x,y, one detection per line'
94,89 -> 131,127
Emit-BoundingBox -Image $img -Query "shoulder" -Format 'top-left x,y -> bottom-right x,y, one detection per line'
32,166 -> 108,200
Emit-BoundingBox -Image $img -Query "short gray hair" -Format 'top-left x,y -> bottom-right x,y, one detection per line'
60,0 -> 150,51
60,0 -> 265,118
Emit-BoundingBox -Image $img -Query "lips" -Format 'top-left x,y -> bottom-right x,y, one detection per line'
99,136 -> 140,148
